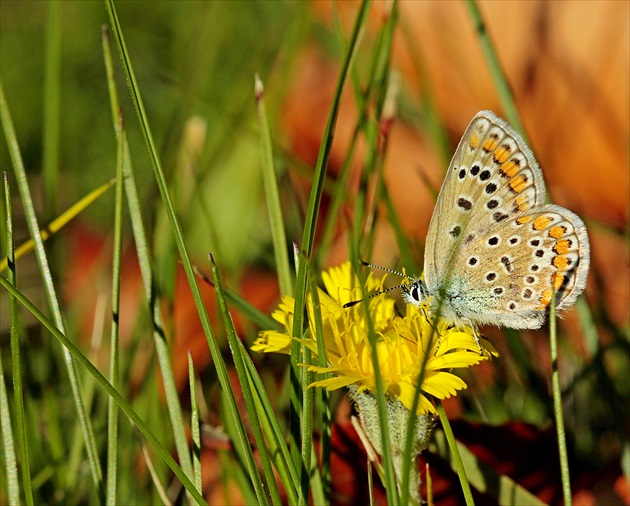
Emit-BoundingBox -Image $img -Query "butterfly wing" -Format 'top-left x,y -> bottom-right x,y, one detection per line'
423,111 -> 589,328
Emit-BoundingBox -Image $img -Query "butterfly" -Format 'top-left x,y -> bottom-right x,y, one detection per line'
401,111 -> 590,336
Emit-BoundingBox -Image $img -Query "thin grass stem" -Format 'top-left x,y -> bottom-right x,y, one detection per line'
436,402 -> 474,505
2,171 -> 31,505
210,254 -> 278,505
464,0 -> 526,141
289,5 -> 370,498
105,111 -> 125,505
101,21 -> 196,493
1,83 -> 104,500
0,275 -> 207,505
188,355 -> 203,495
550,293 -> 573,505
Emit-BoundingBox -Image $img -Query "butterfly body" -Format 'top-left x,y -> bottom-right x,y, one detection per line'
408,111 -> 590,330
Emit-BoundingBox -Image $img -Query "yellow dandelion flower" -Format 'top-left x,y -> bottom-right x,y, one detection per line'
252,261 -> 497,415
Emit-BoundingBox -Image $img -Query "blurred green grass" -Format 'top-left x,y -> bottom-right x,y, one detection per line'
1,1 -> 628,504
1,0 -> 307,269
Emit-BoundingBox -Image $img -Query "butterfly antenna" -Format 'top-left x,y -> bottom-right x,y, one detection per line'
343,260 -> 419,308
358,259 -> 407,278
343,282 -> 412,308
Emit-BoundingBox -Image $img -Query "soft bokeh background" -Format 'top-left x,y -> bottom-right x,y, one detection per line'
1,1 -> 628,504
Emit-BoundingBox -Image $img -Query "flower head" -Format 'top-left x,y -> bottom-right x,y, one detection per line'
253,261 -> 497,414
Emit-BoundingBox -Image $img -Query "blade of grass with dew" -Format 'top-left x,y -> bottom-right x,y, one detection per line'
255,74 -> 293,297
435,403 -> 474,505
289,4 -> 371,499
464,0 -> 525,140
550,291 -> 572,505
188,354 -> 202,495
1,84 -> 104,499
0,178 -> 116,273
2,172 -> 28,505
210,253 -> 279,505
240,342 -> 300,504
43,0 -> 61,221
101,25 -> 195,492
0,276 -> 207,505
431,427 -> 545,505
105,111 -> 125,505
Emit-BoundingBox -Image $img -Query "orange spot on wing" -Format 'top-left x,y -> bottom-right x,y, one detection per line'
517,215 -> 533,225
552,272 -> 565,290
510,175 -> 528,193
501,160 -> 519,177
538,289 -> 552,308
553,240 -> 571,255
516,196 -> 529,212
493,146 -> 510,164
533,215 -> 552,230
482,137 -> 498,152
552,255 -> 570,270
549,226 -> 566,239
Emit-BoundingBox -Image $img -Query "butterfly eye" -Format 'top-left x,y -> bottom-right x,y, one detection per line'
410,284 -> 420,301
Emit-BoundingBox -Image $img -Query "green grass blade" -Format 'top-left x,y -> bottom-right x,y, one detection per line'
436,402 -> 474,505
2,172 -> 30,506
348,250 -> 399,506
550,293 -> 572,505
105,113 -> 125,505
1,83 -> 104,500
0,178 -> 115,273
255,75 -> 293,297
188,354 -> 203,494
241,349 -> 299,504
101,24 -> 195,492
219,394 -> 259,505
464,0 -> 526,140
308,272 -> 331,503
0,349 -> 20,506
299,345 -> 315,506
210,254 -> 276,505
192,264 -> 281,331
42,0 -> 62,220
0,276 -> 207,505
138,437 -> 172,505
289,3 -> 371,498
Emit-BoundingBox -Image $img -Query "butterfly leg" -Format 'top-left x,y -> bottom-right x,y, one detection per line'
463,316 -> 483,354
420,305 -> 442,354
